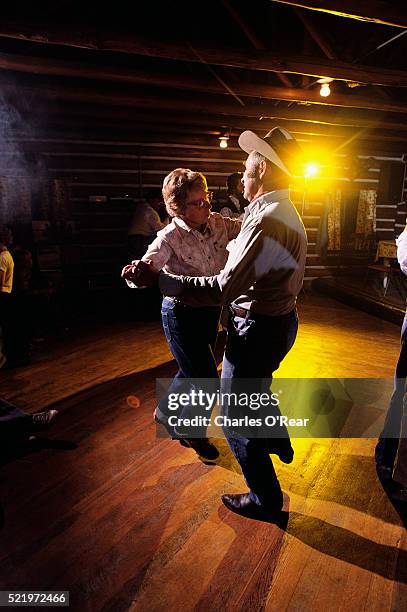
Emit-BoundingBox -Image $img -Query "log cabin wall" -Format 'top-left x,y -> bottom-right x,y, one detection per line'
0,0 -> 407,296
395,160 -> 407,236
1,128 -> 404,291
0,1 -> 407,294
375,159 -> 406,240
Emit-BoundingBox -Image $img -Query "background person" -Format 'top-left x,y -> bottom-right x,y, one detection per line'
213,172 -> 248,218
0,397 -> 58,440
10,247 -> 33,367
126,190 -> 166,261
0,225 -> 15,369
126,190 -> 167,319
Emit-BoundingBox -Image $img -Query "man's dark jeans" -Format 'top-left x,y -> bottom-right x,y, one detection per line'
376,313 -> 407,470
156,297 -> 221,437
221,306 -> 298,510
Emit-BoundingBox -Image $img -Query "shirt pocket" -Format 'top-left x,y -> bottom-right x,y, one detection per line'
176,250 -> 202,274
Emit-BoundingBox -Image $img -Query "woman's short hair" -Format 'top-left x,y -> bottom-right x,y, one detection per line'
162,168 -> 207,217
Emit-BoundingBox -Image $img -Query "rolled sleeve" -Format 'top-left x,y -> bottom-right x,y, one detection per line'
142,235 -> 173,270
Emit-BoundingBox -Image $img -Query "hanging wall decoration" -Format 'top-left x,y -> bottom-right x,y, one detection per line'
327,189 -> 342,251
356,189 -> 377,236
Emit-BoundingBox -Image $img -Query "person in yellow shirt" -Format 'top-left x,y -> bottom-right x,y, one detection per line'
0,225 -> 15,368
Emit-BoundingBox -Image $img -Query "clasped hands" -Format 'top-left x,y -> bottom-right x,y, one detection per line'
121,259 -> 159,287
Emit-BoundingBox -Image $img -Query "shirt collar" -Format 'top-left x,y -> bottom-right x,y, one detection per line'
174,215 -> 213,236
174,216 -> 193,232
247,189 -> 289,215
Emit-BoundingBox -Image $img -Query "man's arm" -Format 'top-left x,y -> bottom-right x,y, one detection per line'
397,228 -> 407,275
0,270 -> 4,289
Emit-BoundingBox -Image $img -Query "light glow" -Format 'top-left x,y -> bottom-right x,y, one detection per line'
320,82 -> 331,97
304,162 -> 320,178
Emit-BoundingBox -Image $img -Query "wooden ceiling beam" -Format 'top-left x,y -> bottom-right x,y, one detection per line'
0,51 -> 406,114
0,77 -> 390,125
37,114 -> 407,145
275,71 -> 296,88
28,106 -> 312,137
2,75 -> 407,132
221,0 -> 266,51
32,115 -> 228,137
36,103 -> 406,137
293,8 -> 337,59
11,102 -> 407,154
221,0 -> 294,87
14,122 -> 407,157
270,0 -> 407,29
0,21 -> 406,86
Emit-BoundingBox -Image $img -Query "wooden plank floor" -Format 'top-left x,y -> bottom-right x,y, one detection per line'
0,295 -> 406,612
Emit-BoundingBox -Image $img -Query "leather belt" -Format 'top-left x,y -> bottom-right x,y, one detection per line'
229,304 -> 249,318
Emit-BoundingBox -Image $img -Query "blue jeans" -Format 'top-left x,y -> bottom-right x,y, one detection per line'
156,297 -> 221,437
221,306 -> 298,509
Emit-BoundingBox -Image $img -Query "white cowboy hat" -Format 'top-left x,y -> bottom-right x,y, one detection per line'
238,127 -> 302,176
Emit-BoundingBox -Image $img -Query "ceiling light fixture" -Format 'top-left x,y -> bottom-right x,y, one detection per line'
219,134 -> 229,149
320,83 -> 331,97
317,77 -> 333,97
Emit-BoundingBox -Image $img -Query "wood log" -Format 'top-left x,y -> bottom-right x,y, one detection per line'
270,0 -> 407,28
0,51 -> 406,114
221,0 -> 294,87
35,104 -> 407,137
1,75 -> 406,132
34,116 -> 407,150
294,8 -> 337,59
0,21 -> 406,85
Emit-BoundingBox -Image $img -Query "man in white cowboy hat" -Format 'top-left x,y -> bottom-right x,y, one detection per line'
131,127 -> 307,520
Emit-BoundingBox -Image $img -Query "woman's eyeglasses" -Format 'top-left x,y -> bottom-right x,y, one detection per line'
186,191 -> 213,207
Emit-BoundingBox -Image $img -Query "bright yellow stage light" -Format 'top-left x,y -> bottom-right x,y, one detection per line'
304,162 -> 320,178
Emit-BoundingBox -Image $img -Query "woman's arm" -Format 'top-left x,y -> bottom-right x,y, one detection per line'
141,235 -> 173,270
